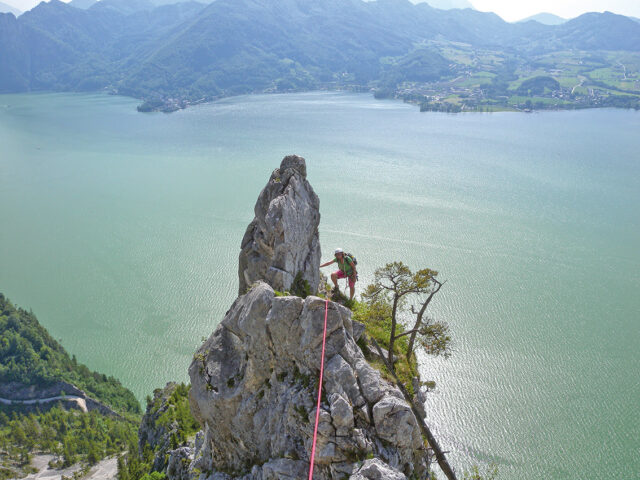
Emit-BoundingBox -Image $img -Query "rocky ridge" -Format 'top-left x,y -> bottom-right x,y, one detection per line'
139,382 -> 187,473
152,156 -> 430,480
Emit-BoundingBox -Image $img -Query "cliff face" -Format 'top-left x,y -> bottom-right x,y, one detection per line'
139,383 -> 185,473
238,155 -> 321,296
188,283 -> 427,480
178,156 -> 428,480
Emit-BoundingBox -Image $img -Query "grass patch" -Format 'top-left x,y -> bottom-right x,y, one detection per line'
350,301 -> 418,397
508,71 -> 549,89
508,95 -> 570,106
620,81 -> 640,92
588,67 -> 622,83
556,76 -> 580,88
439,47 -> 473,65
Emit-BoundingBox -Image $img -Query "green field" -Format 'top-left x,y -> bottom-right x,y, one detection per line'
398,43 -> 640,112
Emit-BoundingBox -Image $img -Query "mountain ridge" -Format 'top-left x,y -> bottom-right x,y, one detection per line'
422,0 -> 474,10
0,1 -> 20,15
1,0 -> 639,110
518,12 -> 567,25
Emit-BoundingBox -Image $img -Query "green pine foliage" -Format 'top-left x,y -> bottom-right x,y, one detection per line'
0,293 -> 140,414
289,272 -> 312,299
516,76 -> 561,96
343,261 -> 449,398
120,383 -> 198,480
0,406 -> 138,480
139,472 -> 167,480
146,383 -> 199,447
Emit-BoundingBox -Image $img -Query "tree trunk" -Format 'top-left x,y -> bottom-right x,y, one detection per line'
406,294 -> 431,360
371,338 -> 458,480
387,295 -> 399,366
407,281 -> 443,359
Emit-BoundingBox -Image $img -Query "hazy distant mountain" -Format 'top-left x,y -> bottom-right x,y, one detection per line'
0,1 -> 20,15
422,0 -> 474,10
148,0 -> 213,5
552,11 -> 640,50
89,0 -> 158,14
68,0 -> 98,9
0,0 -> 32,12
519,12 -> 566,25
1,0 -> 639,102
85,0 -> 210,14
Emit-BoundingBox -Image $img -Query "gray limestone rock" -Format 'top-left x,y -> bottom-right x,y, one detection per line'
329,393 -> 354,435
324,355 -> 360,405
190,426 -> 214,476
354,360 -> 388,404
179,155 -> 429,480
166,447 -> 194,480
261,458 -> 308,479
349,458 -> 407,480
238,155 -> 321,295
352,321 -> 366,342
188,282 -> 428,480
372,396 -> 423,450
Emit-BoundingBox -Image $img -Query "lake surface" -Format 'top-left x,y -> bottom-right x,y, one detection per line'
1,92 -> 638,479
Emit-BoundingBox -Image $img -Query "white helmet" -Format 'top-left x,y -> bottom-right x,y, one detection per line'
334,248 -> 344,254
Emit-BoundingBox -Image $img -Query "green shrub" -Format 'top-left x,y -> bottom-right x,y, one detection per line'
290,272 -> 311,298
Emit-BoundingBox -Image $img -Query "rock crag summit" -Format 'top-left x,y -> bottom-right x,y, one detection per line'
158,156 -> 430,480
238,155 -> 321,296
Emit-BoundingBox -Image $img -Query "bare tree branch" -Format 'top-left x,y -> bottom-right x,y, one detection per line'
393,328 -> 420,340
407,277 -> 445,359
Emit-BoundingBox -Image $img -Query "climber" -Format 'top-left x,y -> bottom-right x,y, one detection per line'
320,248 -> 357,300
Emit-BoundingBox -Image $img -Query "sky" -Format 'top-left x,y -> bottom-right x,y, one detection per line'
4,0 -> 640,21
469,0 -> 640,21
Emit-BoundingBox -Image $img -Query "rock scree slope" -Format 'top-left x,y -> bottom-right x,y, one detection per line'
180,155 -> 429,480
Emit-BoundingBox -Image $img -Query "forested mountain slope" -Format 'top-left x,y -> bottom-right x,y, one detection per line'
1,0 -> 639,109
0,293 -> 140,414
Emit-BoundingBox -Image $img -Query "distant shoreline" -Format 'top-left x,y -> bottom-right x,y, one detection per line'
130,85 -> 640,114
2,88 -> 640,115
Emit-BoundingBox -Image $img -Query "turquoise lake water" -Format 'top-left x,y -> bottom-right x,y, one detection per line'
0,92 -> 638,479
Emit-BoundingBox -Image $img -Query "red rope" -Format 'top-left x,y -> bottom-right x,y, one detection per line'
308,296 -> 330,480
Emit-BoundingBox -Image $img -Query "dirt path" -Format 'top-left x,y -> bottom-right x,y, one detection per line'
23,455 -> 82,480
571,75 -> 585,94
0,396 -> 88,412
617,62 -> 627,80
83,457 -> 118,480
23,455 -> 118,480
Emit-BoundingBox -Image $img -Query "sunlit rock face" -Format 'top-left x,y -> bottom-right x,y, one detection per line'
182,155 -> 428,480
188,283 -> 427,480
238,155 -> 321,296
